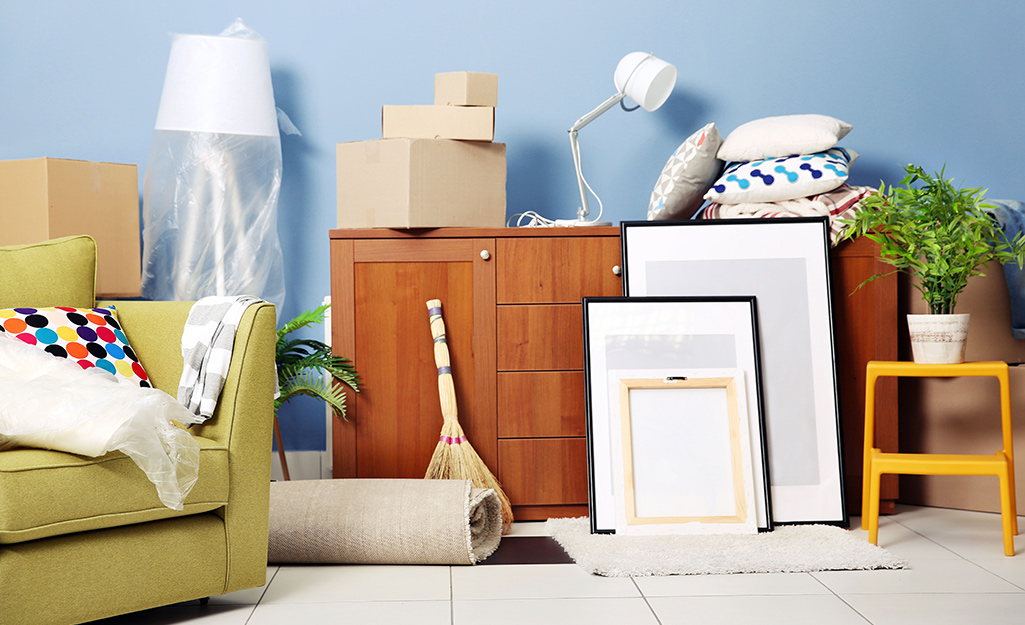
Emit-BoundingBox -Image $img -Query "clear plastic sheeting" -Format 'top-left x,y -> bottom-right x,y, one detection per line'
141,19 -> 286,311
0,334 -> 202,510
141,130 -> 285,309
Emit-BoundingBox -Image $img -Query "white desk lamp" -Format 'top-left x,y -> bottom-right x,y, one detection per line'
565,52 -> 677,226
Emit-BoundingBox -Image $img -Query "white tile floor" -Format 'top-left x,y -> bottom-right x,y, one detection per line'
96,505 -> 1025,625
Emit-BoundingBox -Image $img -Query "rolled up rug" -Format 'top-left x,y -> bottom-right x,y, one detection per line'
267,478 -> 502,565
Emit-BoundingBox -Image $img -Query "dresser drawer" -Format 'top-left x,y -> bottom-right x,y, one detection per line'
496,237 -> 622,304
498,371 -> 586,437
499,438 -> 589,506
497,304 -> 583,371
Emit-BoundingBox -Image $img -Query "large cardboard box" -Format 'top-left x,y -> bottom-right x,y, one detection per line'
0,158 -> 140,297
434,72 -> 498,107
336,138 -> 506,228
382,105 -> 495,141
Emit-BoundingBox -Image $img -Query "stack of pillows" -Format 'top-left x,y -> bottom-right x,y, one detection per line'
647,114 -> 874,243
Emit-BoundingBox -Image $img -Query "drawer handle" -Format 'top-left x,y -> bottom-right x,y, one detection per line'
612,265 -> 622,276
480,249 -> 491,261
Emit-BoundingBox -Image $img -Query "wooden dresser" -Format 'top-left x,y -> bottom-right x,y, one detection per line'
329,227 -> 898,520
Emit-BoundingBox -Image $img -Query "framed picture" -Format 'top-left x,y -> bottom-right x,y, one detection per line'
621,217 -> 847,526
583,296 -> 770,533
613,374 -> 759,535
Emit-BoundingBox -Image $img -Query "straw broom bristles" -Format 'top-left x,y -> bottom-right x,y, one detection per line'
424,299 -> 513,534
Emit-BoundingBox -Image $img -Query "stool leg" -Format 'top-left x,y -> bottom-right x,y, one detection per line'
999,462 -> 1016,556
1007,454 -> 1018,536
867,464 -> 882,545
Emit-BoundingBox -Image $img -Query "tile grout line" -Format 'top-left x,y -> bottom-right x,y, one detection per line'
807,571 -> 875,624
631,576 -> 665,625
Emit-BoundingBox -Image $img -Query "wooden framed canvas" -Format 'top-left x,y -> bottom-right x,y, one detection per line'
614,375 -> 758,535
621,217 -> 847,526
583,296 -> 770,533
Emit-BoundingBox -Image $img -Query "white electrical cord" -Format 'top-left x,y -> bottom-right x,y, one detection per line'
507,163 -> 607,228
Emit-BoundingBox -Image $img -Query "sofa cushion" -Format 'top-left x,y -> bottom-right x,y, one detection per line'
0,235 -> 97,309
0,435 -> 227,544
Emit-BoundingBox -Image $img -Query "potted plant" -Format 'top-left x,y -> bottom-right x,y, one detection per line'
275,303 -> 360,479
841,163 -> 1025,364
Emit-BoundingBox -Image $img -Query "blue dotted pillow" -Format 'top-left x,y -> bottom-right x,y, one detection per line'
704,148 -> 858,205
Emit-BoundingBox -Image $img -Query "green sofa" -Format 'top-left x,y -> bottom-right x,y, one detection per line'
0,236 -> 277,624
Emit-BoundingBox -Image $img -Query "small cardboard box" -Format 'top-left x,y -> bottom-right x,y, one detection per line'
382,105 -> 495,141
337,138 -> 506,229
434,71 -> 498,107
0,158 -> 140,297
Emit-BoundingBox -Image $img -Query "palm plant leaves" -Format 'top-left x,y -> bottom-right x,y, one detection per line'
275,304 -> 360,419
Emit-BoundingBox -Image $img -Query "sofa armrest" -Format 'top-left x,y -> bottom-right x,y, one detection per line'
98,298 -> 277,592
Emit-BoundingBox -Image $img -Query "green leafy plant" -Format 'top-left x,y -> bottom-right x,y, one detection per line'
841,163 -> 1025,314
274,303 -> 359,480
276,303 -> 360,416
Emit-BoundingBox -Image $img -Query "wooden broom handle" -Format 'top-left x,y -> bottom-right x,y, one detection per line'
426,299 -> 458,421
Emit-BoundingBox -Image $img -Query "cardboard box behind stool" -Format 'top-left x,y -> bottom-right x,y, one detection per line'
337,138 -> 506,229
0,158 -> 140,297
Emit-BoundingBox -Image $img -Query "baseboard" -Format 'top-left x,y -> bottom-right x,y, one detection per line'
270,451 -> 331,481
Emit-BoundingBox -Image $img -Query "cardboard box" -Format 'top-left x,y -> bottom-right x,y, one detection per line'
382,105 -> 495,141
434,71 -> 498,107
0,158 -> 140,297
337,138 -> 506,228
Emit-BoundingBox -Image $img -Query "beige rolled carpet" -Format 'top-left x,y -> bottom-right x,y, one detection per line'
268,478 -> 502,565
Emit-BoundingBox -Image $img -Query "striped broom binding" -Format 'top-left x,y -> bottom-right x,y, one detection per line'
424,299 -> 514,533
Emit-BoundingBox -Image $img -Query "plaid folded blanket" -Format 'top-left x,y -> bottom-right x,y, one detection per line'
704,184 -> 877,246
177,295 -> 263,422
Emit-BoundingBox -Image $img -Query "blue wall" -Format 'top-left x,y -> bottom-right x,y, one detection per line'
3,1 -> 1024,451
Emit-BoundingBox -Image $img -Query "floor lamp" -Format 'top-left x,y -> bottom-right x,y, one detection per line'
141,22 -> 285,310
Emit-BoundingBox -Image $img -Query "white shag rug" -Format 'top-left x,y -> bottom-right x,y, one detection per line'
546,517 -> 907,577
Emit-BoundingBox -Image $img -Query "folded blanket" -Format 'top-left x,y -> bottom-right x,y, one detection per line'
178,295 -> 264,421
268,478 -> 502,565
704,184 -> 876,245
0,333 -> 201,509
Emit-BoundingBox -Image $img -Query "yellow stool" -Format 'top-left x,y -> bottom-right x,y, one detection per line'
863,361 -> 1018,556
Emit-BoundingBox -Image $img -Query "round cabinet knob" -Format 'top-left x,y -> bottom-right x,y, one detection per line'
612,265 -> 622,276
480,250 -> 491,261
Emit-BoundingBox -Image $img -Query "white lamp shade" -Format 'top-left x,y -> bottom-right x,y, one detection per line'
613,52 -> 677,112
154,34 -> 278,137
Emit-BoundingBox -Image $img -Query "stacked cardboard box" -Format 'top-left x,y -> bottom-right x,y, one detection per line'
0,158 -> 141,297
337,72 -> 506,229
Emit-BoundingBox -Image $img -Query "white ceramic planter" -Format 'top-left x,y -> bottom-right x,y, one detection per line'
907,313 -> 970,364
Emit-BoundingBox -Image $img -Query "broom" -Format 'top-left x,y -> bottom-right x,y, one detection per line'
424,299 -> 513,534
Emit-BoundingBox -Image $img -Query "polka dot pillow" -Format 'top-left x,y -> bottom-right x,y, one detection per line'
0,306 -> 152,387
704,147 -> 858,205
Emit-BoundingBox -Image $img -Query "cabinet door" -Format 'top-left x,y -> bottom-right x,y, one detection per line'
330,237 -> 497,478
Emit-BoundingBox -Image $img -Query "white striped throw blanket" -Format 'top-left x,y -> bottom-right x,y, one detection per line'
178,295 -> 263,421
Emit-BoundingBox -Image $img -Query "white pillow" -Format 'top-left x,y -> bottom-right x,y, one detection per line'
704,148 -> 858,205
648,123 -> 724,220
718,114 -> 852,162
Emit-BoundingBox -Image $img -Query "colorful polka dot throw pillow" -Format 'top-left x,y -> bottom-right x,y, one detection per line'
0,306 -> 152,387
704,147 -> 858,205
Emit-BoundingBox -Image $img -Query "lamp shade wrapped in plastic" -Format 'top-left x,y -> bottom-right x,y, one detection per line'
141,19 -> 285,311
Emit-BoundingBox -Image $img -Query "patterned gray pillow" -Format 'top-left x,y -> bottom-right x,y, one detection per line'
647,123 -> 724,221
